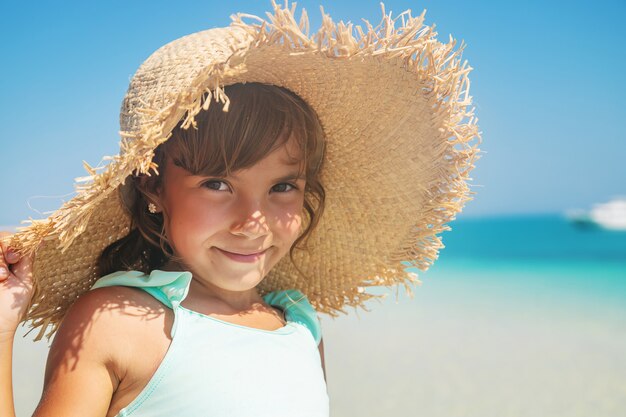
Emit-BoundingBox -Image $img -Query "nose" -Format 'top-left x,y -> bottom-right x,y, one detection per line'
230,202 -> 270,239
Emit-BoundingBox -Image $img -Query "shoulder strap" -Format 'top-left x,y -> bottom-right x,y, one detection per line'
91,270 -> 193,337
92,271 -> 322,343
263,289 -> 322,345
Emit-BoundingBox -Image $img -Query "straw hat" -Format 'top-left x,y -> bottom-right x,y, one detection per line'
8,1 -> 480,341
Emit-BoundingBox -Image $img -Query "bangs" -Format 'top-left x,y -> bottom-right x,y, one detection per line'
161,83 -> 322,179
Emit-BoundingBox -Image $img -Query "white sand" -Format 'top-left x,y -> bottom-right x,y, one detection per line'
12,279 -> 626,417
320,281 -> 626,417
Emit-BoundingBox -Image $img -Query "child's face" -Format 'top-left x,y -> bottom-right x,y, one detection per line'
156,137 -> 306,293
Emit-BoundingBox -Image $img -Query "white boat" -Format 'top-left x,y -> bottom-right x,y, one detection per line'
566,197 -> 626,231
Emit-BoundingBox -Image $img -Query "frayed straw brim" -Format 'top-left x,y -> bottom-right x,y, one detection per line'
8,1 -> 481,341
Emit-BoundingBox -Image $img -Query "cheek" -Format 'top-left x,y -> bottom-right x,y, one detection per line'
163,195 -> 222,244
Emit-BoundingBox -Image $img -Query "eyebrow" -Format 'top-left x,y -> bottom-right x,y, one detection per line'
227,171 -> 306,182
273,173 -> 306,182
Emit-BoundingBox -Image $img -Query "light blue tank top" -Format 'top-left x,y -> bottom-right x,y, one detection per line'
91,270 -> 329,417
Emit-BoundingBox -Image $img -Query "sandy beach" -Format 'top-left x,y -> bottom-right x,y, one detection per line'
12,261 -> 626,417
321,285 -> 626,417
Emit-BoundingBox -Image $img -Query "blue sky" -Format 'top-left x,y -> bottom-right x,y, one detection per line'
1,0 -> 625,225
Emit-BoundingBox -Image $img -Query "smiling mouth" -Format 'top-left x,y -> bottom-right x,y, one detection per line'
216,247 -> 269,262
219,248 -> 268,256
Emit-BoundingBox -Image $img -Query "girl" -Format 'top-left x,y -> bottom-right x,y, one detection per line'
1,2 -> 479,416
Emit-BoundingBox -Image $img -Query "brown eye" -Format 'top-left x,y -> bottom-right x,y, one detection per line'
272,183 -> 297,193
202,180 -> 230,192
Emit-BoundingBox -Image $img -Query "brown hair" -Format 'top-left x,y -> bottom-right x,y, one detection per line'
98,83 -> 326,278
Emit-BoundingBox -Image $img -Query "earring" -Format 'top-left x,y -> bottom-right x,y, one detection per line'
148,202 -> 158,214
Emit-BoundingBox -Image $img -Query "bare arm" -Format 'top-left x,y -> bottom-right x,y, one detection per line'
0,233 -> 34,417
1,332 -> 17,417
31,289 -> 125,416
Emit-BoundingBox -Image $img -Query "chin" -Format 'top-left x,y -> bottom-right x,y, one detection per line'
218,272 -> 268,292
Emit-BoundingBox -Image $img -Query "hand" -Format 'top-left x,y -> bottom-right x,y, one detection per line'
0,232 -> 34,339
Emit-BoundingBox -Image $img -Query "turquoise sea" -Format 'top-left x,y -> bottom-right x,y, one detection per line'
440,214 -> 626,262
424,214 -> 626,310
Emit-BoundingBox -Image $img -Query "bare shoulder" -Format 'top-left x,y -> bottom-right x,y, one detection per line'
61,285 -> 173,334
53,286 -> 171,349
34,286 -> 173,416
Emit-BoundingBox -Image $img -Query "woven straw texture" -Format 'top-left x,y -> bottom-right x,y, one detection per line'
8,1 -> 480,341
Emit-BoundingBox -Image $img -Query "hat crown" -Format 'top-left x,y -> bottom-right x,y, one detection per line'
119,26 -> 253,150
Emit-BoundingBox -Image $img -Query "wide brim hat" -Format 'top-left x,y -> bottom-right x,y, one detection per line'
9,1 -> 480,341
